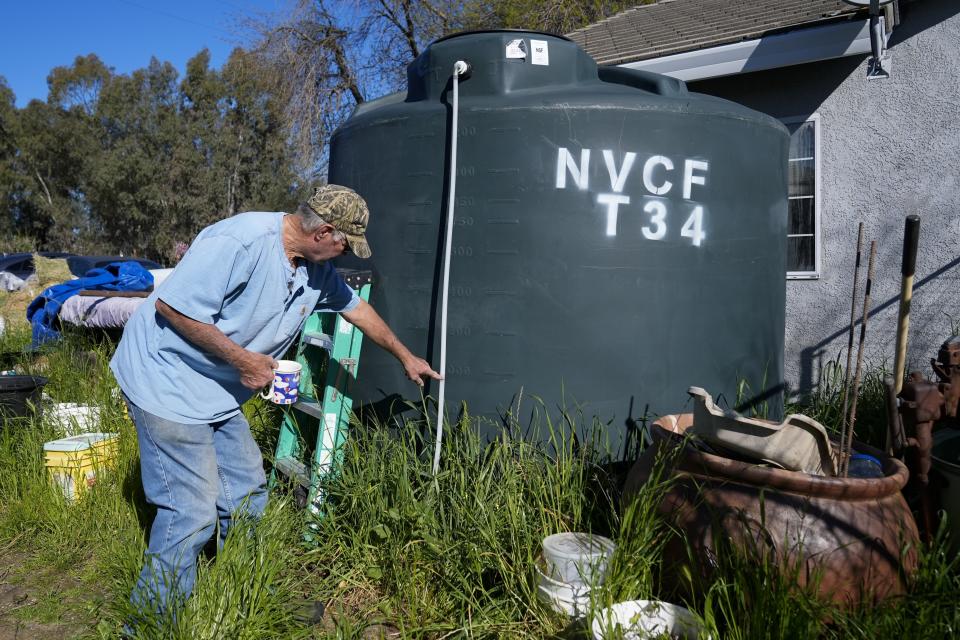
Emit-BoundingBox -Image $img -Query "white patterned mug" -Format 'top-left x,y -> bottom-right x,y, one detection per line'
260,360 -> 302,405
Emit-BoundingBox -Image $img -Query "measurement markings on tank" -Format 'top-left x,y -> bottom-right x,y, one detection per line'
405,171 -> 435,177
486,168 -> 519,174
482,370 -> 516,378
404,249 -> 432,255
482,289 -> 519,296
489,127 -> 522,133
406,132 -> 436,139
485,330 -> 517,336
555,147 -> 708,246
485,249 -> 520,255
485,218 -> 520,225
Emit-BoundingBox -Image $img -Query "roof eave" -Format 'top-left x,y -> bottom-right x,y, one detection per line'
615,17 -> 878,81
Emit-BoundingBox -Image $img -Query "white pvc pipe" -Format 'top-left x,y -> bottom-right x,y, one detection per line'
432,60 -> 469,476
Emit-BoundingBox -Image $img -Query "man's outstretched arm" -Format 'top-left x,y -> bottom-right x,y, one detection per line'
341,299 -> 442,387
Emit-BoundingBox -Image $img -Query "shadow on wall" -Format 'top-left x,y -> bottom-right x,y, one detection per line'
798,253 -> 960,394
689,48 -> 863,118
689,0 -> 960,121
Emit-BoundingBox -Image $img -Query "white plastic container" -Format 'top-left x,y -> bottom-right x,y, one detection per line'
535,565 -> 591,618
48,403 -> 101,436
542,532 -> 616,585
592,600 -> 706,640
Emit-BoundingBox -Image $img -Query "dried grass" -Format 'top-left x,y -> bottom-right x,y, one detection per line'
33,255 -> 73,287
0,255 -> 73,331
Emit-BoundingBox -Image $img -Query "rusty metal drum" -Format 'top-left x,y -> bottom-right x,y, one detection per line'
623,414 -> 919,605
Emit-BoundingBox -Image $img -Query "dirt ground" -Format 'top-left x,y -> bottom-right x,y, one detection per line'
0,552 -> 89,640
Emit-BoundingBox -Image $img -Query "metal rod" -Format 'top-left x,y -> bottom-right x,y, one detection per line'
837,223 -> 864,469
842,240 -> 877,476
893,215 -> 920,395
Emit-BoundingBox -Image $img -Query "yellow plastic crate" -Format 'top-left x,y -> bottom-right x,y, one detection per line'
43,432 -> 119,501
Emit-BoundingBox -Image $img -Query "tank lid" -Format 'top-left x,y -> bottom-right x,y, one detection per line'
406,30 -> 597,100
431,29 -> 573,45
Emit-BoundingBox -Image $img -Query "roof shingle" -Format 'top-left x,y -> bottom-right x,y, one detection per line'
568,0 -> 866,65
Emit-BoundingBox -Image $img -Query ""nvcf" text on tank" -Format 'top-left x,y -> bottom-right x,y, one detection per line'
554,147 -> 709,246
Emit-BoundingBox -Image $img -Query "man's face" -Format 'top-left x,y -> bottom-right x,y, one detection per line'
305,224 -> 350,262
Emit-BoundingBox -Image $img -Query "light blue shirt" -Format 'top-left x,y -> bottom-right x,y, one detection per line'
110,211 -> 360,423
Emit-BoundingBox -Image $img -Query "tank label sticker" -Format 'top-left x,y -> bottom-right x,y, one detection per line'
505,39 -> 527,60
531,40 -> 549,66
556,147 -> 709,247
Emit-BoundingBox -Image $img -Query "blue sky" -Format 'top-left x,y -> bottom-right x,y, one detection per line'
0,0 -> 287,107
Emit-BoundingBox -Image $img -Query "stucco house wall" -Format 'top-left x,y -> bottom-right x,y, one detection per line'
688,0 -> 960,394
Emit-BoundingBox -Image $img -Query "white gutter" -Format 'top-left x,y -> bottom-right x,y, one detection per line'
618,19 -> 875,81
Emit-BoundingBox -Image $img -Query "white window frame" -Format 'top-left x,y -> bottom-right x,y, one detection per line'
782,113 -> 821,280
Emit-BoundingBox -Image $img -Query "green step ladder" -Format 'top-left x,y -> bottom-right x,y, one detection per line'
271,269 -> 372,521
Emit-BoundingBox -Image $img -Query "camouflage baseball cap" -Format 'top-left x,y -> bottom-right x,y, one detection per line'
305,184 -> 372,259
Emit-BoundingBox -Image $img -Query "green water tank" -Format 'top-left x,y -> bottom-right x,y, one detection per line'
330,31 -> 788,438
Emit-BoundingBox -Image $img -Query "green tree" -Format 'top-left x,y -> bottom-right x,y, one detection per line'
1,55 -> 111,252
10,99 -> 95,251
466,0 -> 647,35
85,51 -> 300,262
82,57 -> 182,259
47,53 -> 111,115
0,49 -> 302,262
0,77 -> 22,242
165,48 -> 302,261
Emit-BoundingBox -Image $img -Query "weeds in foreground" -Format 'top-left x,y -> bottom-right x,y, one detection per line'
0,334 -> 957,638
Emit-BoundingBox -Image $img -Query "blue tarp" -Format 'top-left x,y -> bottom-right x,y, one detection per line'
26,261 -> 154,347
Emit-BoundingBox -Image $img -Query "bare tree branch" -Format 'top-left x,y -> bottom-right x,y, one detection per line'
246,0 -> 466,177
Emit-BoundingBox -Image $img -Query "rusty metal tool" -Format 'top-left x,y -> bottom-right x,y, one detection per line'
842,240 -> 877,477
838,224 -> 864,470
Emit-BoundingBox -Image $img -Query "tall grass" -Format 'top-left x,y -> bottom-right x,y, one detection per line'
790,357 -> 890,448
0,332 -> 957,638
302,403 -> 662,637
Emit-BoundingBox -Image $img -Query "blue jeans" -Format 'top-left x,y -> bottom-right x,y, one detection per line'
124,397 -> 269,616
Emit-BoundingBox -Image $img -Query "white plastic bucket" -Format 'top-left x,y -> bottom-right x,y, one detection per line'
535,565 -> 591,618
592,600 -> 706,640
542,532 -> 615,584
48,403 -> 101,436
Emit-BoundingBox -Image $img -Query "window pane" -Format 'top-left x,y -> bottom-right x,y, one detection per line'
784,117 -> 817,275
788,158 -> 815,196
788,198 -> 815,235
787,236 -> 815,272
787,121 -> 815,159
